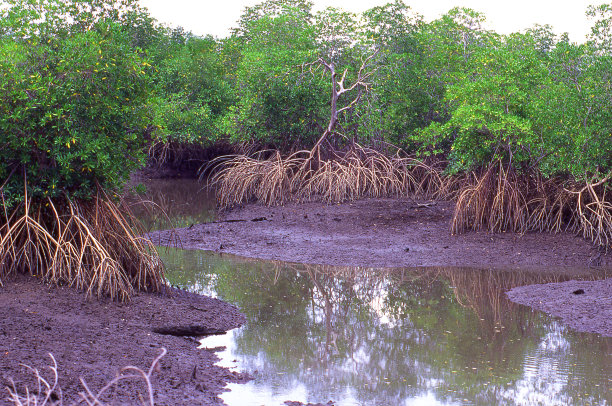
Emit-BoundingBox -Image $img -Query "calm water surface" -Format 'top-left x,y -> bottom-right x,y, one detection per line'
138,179 -> 612,406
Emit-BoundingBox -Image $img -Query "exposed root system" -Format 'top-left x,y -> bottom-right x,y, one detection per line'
566,175 -> 612,249
7,349 -> 167,406
451,161 -> 531,234
0,188 -> 165,301
208,146 -> 444,208
211,152 -> 610,249
451,161 -> 611,249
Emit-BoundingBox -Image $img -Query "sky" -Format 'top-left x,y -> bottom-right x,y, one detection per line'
140,0 -> 599,43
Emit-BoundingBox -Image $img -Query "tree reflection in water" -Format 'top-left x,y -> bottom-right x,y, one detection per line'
160,248 -> 611,406
127,178 -> 217,231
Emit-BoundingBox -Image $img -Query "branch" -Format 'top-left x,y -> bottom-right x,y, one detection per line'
337,88 -> 363,115
337,51 -> 378,97
317,57 -> 333,72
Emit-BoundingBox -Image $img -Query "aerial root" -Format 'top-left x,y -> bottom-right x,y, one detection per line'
208,146 -> 445,208
0,187 -> 165,301
452,162 -> 610,249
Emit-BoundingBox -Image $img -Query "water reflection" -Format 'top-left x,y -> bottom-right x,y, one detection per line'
127,178 -> 216,230
159,248 -> 611,406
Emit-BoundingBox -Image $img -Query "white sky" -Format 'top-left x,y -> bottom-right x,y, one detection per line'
140,0 -> 601,42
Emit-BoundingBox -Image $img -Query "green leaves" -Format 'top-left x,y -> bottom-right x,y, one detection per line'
150,34 -> 234,147
223,2 -> 327,148
409,20 -> 611,179
3,0 -> 608,203
0,4 -> 151,204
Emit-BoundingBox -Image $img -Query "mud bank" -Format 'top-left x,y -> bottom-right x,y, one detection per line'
148,198 -> 610,271
506,278 -> 612,337
0,275 -> 249,405
147,197 -> 612,337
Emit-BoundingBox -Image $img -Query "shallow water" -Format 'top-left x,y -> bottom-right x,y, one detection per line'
141,179 -> 611,406
159,248 -> 611,406
129,177 -> 217,230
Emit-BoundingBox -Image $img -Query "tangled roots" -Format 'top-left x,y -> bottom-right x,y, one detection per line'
452,162 -> 611,249
565,175 -> 612,249
451,162 -> 530,234
209,147 -> 444,208
0,190 -> 165,301
208,150 -> 305,207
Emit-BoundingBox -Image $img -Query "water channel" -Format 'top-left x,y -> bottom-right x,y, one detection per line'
134,178 -> 611,406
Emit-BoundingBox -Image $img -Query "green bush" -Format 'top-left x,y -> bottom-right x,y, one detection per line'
151,34 -> 235,148
0,19 -> 152,206
221,5 -> 327,150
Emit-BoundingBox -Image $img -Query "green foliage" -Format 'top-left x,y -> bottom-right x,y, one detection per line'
0,0 -> 148,38
222,2 -> 327,149
362,2 -> 438,146
2,0 -> 609,204
0,0 -> 152,205
206,0 -> 611,180
417,33 -> 545,172
587,3 -> 612,53
151,34 -> 234,147
410,8 -> 611,179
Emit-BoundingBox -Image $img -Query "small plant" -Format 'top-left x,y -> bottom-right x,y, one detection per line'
7,349 -> 167,406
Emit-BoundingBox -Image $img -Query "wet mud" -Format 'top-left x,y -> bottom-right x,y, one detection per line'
148,198 -> 610,271
506,278 -> 611,336
148,197 -> 611,337
0,274 -> 249,405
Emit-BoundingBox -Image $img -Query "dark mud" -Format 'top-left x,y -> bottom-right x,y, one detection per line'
148,198 -> 610,271
147,197 -> 611,337
0,274 -> 249,405
506,278 -> 612,337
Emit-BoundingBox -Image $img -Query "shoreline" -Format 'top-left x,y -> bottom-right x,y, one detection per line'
0,274 -> 249,405
147,197 -> 612,337
506,278 -> 611,336
148,197 -> 610,271
2,195 -> 609,405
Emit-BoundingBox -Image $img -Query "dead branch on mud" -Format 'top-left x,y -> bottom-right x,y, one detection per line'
6,348 -> 167,406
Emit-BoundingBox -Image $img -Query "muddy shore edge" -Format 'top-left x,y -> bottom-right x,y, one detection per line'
2,196 -> 609,406
506,278 -> 611,336
148,197 -> 611,337
149,197 -> 610,270
0,275 -> 249,405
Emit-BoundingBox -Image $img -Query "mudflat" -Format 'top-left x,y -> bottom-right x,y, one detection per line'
506,278 -> 612,337
0,275 -> 249,405
148,197 -> 612,338
148,197 -> 609,271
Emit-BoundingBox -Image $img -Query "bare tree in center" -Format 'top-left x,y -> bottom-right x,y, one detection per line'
210,50 -> 443,207
310,51 -> 378,160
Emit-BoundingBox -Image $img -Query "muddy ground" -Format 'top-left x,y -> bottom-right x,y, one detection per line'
148,198 -> 610,271
0,274 -> 249,405
148,197 -> 612,338
507,278 -> 612,336
2,196 -> 609,406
